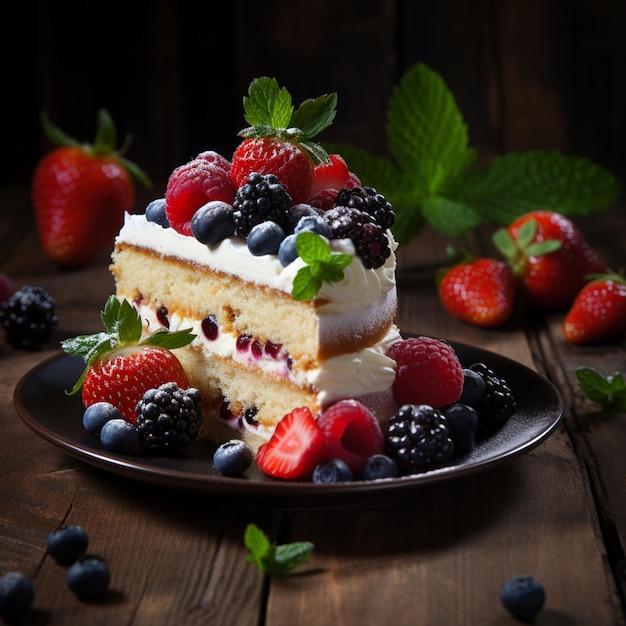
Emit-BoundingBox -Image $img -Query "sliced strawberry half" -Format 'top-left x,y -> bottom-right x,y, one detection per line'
317,399 -> 384,475
256,407 -> 327,480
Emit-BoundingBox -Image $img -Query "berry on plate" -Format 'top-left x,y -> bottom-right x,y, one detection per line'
256,407 -> 327,480
100,418 -> 140,453
563,273 -> 626,344
386,336 -> 464,408
316,399 -> 385,475
31,109 -> 151,268
438,257 -> 516,328
230,77 -> 337,205
213,440 -> 253,477
61,295 -> 195,424
493,210 -> 607,310
312,458 -> 353,483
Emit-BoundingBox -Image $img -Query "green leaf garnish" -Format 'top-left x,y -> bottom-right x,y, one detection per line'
238,77 -> 337,165
325,63 -> 622,244
576,367 -> 626,412
291,232 -> 353,301
244,523 -> 314,577
60,295 -> 195,395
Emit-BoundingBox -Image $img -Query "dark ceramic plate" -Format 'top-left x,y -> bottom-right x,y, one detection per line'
14,343 -> 562,508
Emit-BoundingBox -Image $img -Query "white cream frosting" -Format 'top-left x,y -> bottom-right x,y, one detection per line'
115,213 -> 397,314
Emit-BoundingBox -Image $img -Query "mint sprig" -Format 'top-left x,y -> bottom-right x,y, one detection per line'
244,523 -> 314,577
576,367 -> 626,412
291,232 -> 353,301
61,295 -> 195,395
326,63 -> 622,243
238,77 -> 337,164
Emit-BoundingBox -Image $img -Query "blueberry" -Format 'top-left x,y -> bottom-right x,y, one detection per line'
312,459 -> 353,483
83,402 -> 121,435
66,557 -> 110,600
500,575 -> 545,622
294,214 -> 333,238
213,439 -> 253,477
145,198 -> 170,228
0,572 -> 34,623
46,524 -> 89,565
247,221 -> 286,256
459,367 -> 486,406
444,403 -> 478,451
361,454 -> 399,480
285,203 -> 319,232
191,201 -> 236,245
100,419 -> 139,453
278,233 -> 299,266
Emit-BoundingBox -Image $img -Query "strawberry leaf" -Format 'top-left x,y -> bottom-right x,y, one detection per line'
244,523 -> 313,577
576,367 -> 626,412
243,77 -> 293,128
291,93 -> 337,140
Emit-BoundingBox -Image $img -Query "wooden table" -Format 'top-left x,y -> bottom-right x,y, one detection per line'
1,185 -> 625,625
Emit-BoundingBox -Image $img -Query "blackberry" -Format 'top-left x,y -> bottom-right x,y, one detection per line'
469,362 -> 516,437
136,382 -> 203,453
334,186 -> 395,229
0,285 -> 58,350
386,404 -> 454,474
232,173 -> 292,237
323,205 -> 391,269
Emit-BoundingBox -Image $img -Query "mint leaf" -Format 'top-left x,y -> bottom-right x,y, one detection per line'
455,151 -> 622,224
576,367 -> 626,412
243,77 -> 293,128
292,232 -> 352,300
244,523 -> 313,577
421,196 -> 482,236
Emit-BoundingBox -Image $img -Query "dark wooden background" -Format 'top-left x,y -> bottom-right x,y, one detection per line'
4,0 -> 626,209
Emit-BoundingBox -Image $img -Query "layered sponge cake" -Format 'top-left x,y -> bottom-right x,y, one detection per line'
110,77 -> 401,450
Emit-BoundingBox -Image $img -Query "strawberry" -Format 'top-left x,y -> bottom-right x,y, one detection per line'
165,156 -> 235,236
386,336 -> 464,408
438,258 -> 516,327
493,210 -> 608,310
61,296 -> 195,424
229,77 -> 337,205
308,154 -> 350,197
31,110 -> 151,268
563,274 -> 626,344
316,400 -> 384,475
255,407 -> 327,480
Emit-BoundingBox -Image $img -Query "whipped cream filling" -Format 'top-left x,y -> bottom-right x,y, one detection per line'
134,301 -> 400,407
116,213 -> 397,314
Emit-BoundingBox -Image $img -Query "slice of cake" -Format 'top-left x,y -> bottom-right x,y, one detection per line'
110,77 -> 401,451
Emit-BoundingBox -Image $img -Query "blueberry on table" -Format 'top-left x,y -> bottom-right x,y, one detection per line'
46,524 -> 89,565
66,557 -> 110,600
500,575 -> 545,622
213,440 -> 253,476
0,572 -> 34,623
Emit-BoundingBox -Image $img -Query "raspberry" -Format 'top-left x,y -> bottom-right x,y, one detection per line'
136,382 -> 203,452
334,186 -> 395,229
317,399 -> 385,474
387,337 -> 464,408
0,285 -> 58,350
232,173 -> 292,237
386,404 -> 454,473
323,205 -> 391,269
165,157 -> 235,236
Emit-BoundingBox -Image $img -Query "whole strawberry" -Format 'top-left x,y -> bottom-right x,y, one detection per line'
438,258 -> 516,327
493,210 -> 607,310
563,274 -> 626,344
230,77 -> 337,205
61,296 -> 195,423
31,110 -> 151,268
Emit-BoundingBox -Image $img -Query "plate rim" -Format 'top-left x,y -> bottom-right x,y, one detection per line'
13,342 -> 564,507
